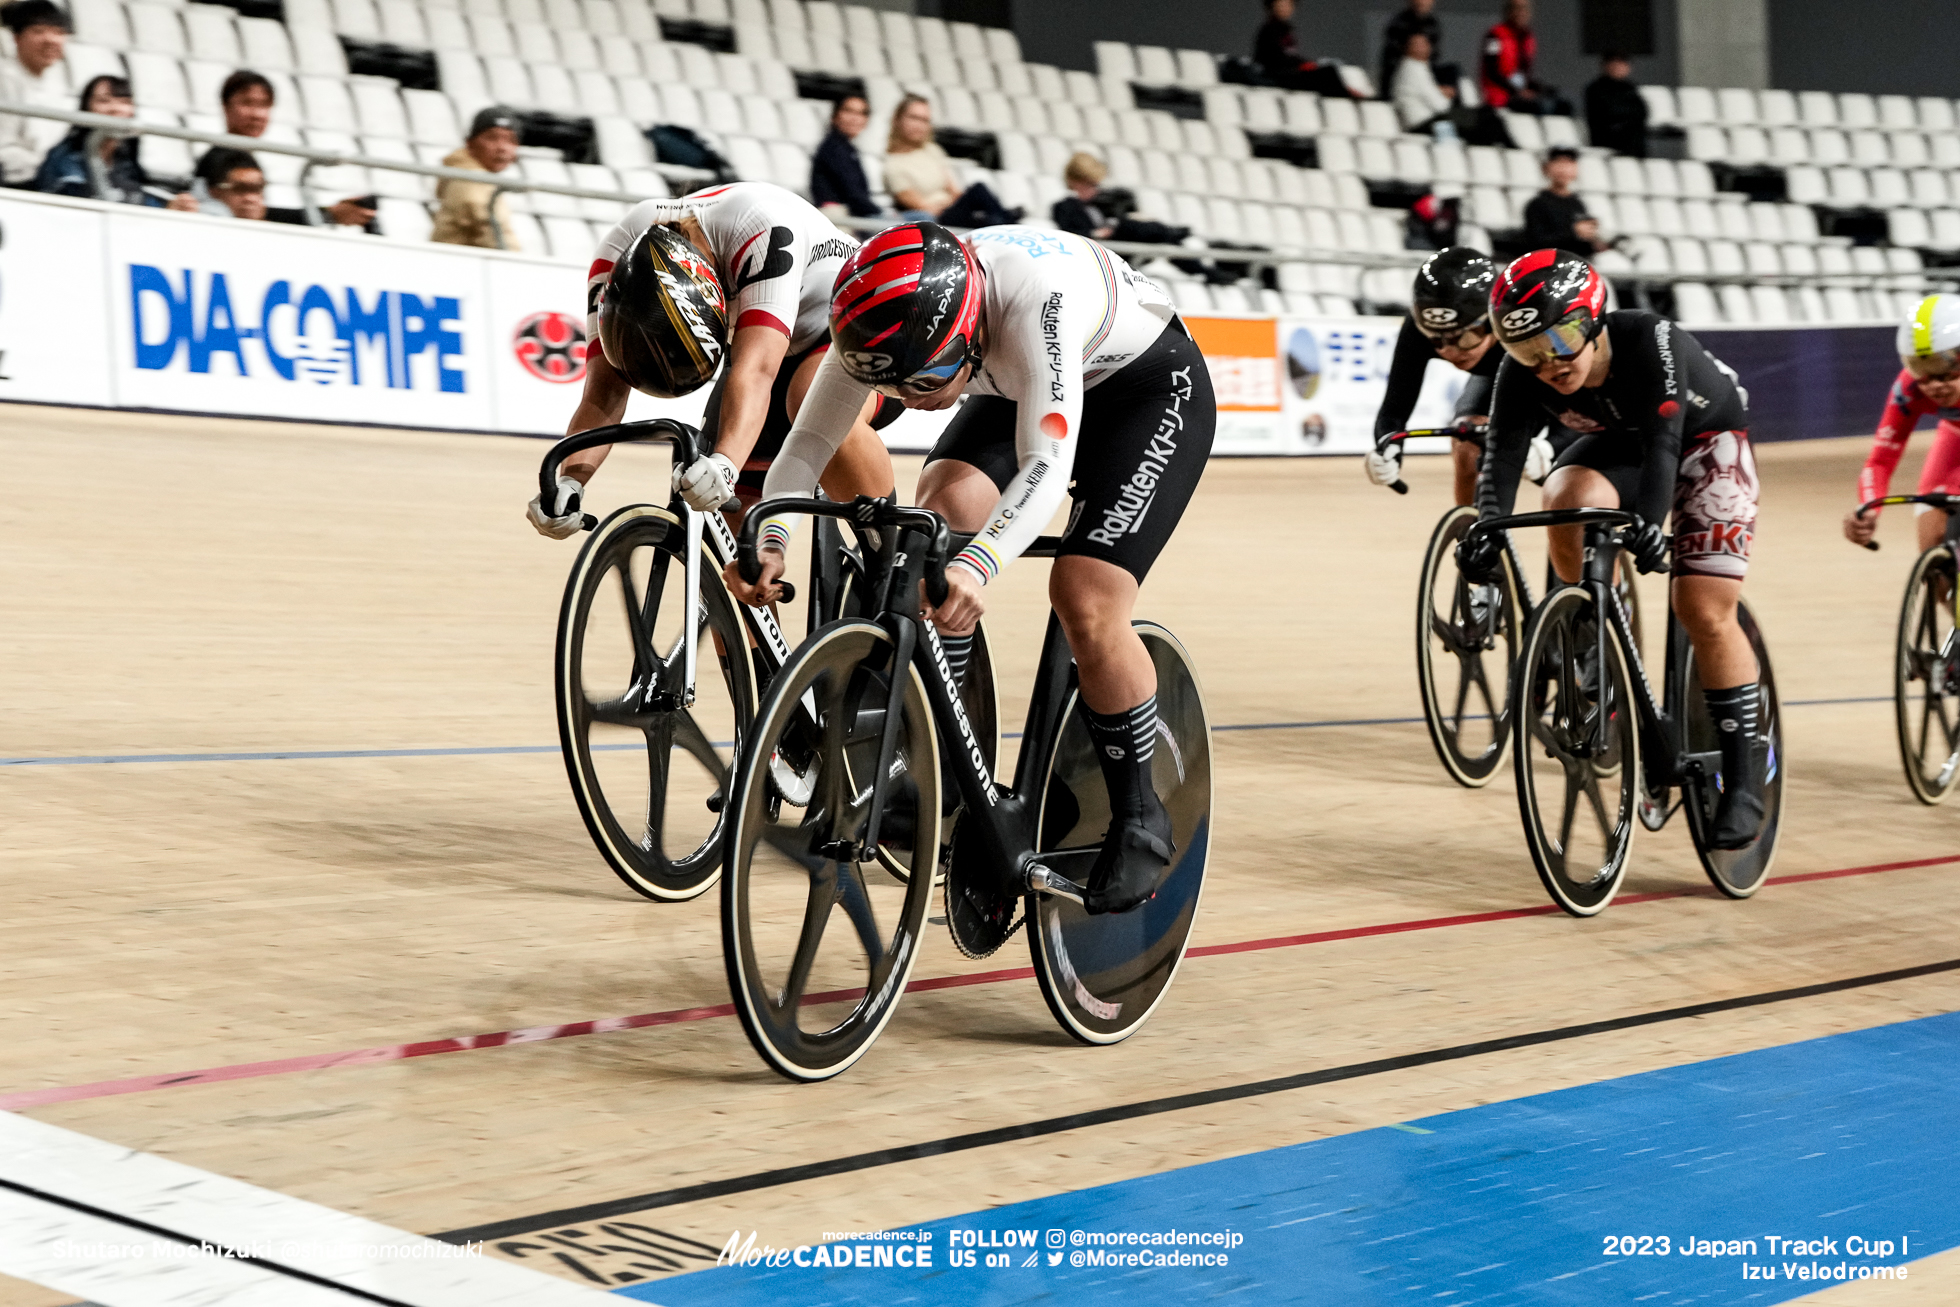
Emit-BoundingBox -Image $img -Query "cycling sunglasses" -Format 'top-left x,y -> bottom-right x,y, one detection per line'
1904,349 -> 1960,382
1499,312 -> 1596,370
870,335 -> 980,399
1417,322 -> 1492,352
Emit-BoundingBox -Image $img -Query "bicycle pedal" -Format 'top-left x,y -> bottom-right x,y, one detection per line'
815,839 -> 858,862
1025,864 -> 1086,906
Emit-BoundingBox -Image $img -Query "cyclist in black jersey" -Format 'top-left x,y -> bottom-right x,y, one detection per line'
1367,247 -> 1546,505
1461,249 -> 1765,848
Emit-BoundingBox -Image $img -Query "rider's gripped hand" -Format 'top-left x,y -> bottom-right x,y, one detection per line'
1454,530 -> 1504,583
527,475 -> 585,539
1842,507 -> 1878,547
924,563 -> 985,635
1627,519 -> 1670,574
1364,448 -> 1402,488
723,549 -> 786,608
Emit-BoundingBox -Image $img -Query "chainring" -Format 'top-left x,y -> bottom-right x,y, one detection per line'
943,812 -> 1023,959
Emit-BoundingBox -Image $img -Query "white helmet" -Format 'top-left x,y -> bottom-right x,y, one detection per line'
1897,294 -> 1960,380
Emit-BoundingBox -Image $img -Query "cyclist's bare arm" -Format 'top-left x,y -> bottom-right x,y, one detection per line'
711,323 -> 793,471
561,350 -> 632,484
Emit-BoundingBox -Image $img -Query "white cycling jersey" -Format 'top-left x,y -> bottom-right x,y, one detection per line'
587,181 -> 859,354
761,227 -> 1177,581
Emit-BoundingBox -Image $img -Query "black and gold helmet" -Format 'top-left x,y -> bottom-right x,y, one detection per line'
599,223 -> 728,398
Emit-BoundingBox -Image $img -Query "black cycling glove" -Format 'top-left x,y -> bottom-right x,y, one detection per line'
1627,519 -> 1669,574
1455,529 -> 1505,583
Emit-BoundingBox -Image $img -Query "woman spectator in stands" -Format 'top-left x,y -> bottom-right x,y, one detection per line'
1392,32 -> 1458,139
1378,0 -> 1441,104
810,92 -> 880,223
1585,53 -> 1648,158
195,71 -> 374,228
1051,152 -> 1189,246
1480,0 -> 1570,116
0,0 -> 72,185
880,94 -> 1018,228
33,75 -> 196,208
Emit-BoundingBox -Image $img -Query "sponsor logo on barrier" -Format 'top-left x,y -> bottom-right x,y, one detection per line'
128,264 -> 466,392
511,311 -> 587,383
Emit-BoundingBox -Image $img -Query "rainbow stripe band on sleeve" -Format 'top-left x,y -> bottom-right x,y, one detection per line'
759,521 -> 792,552
953,540 -> 1003,583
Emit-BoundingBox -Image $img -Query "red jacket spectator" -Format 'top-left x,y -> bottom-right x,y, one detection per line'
1480,0 -> 1536,108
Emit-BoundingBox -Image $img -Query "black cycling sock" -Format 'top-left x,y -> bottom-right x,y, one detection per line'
1704,682 -> 1760,784
1083,696 -> 1159,823
938,632 -> 974,687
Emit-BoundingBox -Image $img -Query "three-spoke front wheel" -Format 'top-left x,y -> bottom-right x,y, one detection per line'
1895,544 -> 1960,804
1416,508 -> 1521,787
1513,584 -> 1638,916
557,506 -> 756,901
721,621 -> 940,1082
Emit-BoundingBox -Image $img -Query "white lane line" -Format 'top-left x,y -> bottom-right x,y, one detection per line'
0,1112 -> 639,1307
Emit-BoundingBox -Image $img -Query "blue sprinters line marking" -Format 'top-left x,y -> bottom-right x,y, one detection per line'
619,1010 -> 1960,1305
0,698 -> 1891,768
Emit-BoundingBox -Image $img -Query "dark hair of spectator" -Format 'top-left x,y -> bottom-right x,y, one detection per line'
0,0 -> 70,33
75,73 -> 129,110
830,93 -> 866,120
1602,51 -> 1629,63
196,146 -> 260,184
221,70 -> 274,105
1545,145 -> 1580,162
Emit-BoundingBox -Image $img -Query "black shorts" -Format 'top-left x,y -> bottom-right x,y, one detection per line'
702,341 -> 902,501
924,320 -> 1215,582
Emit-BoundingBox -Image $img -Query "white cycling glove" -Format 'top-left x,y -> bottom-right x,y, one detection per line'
1364,449 -> 1402,488
1523,432 -> 1556,485
674,453 -> 738,512
527,475 -> 586,539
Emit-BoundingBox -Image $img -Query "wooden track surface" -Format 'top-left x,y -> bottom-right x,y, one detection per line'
2,404 -> 1957,1303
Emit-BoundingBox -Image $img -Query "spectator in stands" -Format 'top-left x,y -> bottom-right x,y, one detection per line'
1052,152 -> 1190,246
33,75 -> 196,208
1480,0 -> 1569,116
432,106 -> 521,250
1523,146 -> 1606,257
1253,0 -> 1350,98
1392,32 -> 1458,139
1378,0 -> 1441,105
1585,53 -> 1648,158
881,94 -> 1019,228
0,0 -> 71,185
810,92 -> 879,222
193,71 -> 375,227
192,147 -> 269,221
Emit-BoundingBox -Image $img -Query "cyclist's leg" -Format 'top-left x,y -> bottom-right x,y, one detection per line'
1541,434 -> 1640,583
915,397 -> 1020,683
1913,418 -> 1960,554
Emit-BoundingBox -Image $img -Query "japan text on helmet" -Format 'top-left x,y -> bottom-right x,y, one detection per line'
830,223 -> 984,397
1897,294 -> 1960,381
599,223 -> 727,398
1488,249 -> 1608,368
1410,247 -> 1497,346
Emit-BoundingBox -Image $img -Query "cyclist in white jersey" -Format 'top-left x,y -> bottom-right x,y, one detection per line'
730,223 -> 1217,915
526,181 -> 898,534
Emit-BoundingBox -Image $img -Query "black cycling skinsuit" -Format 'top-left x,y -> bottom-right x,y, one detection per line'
1374,316 -> 1503,442
1480,310 -> 1757,580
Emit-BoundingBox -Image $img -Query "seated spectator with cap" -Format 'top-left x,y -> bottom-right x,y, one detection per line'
1522,146 -> 1606,257
194,71 -> 374,227
1584,53 -> 1648,158
432,105 -> 521,249
1051,152 -> 1189,246
0,0 -> 73,185
880,94 -> 1019,227
810,92 -> 879,222
34,74 -> 195,208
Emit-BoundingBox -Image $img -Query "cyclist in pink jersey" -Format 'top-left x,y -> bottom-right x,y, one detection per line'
1845,295 -> 1960,552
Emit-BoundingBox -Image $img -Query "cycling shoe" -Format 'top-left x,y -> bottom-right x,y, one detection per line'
1084,806 -> 1175,916
1709,737 -> 1766,850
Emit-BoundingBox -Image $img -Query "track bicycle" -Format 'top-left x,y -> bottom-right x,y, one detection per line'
1856,492 -> 1960,803
717,496 -> 1213,1081
1377,428 -> 1641,788
537,422 -> 997,902
1463,507 -> 1782,916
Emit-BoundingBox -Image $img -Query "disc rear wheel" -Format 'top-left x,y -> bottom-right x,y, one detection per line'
1681,599 -> 1783,896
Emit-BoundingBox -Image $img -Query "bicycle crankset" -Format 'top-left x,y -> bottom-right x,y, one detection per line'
943,811 -> 1022,959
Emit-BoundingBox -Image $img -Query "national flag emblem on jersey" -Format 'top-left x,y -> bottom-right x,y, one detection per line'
511,311 -> 589,383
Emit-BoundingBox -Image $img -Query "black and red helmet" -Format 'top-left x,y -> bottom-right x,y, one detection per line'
599,223 -> 728,398
830,222 -> 984,396
1489,249 -> 1608,367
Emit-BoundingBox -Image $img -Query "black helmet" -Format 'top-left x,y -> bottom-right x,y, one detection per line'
830,222 -> 984,396
598,223 -> 728,398
1410,246 -> 1497,344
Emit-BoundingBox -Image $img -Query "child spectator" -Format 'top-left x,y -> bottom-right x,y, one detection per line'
0,0 -> 72,183
1051,152 -> 1189,245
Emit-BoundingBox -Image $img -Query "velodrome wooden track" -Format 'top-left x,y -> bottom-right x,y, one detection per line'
4,402 -> 1960,1304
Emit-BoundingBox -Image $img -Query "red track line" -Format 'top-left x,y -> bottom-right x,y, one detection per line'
5,853 -> 1955,1114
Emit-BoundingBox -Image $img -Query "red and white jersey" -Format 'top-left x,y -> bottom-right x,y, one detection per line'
586,182 -> 859,353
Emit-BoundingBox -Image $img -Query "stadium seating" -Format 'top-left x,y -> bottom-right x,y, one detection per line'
38,0 -> 1957,322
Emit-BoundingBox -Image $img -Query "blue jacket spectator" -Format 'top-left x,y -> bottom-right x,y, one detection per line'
34,75 -> 192,208
810,93 -> 879,220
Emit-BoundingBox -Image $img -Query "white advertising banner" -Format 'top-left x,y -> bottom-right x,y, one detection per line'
0,190 -> 1446,456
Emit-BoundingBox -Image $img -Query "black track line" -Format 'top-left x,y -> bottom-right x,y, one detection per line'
432,954 -> 1960,1243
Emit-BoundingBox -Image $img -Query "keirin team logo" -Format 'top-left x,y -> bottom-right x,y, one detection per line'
512,311 -> 589,383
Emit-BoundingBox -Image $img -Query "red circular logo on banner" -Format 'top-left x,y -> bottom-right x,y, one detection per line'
512,311 -> 589,384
